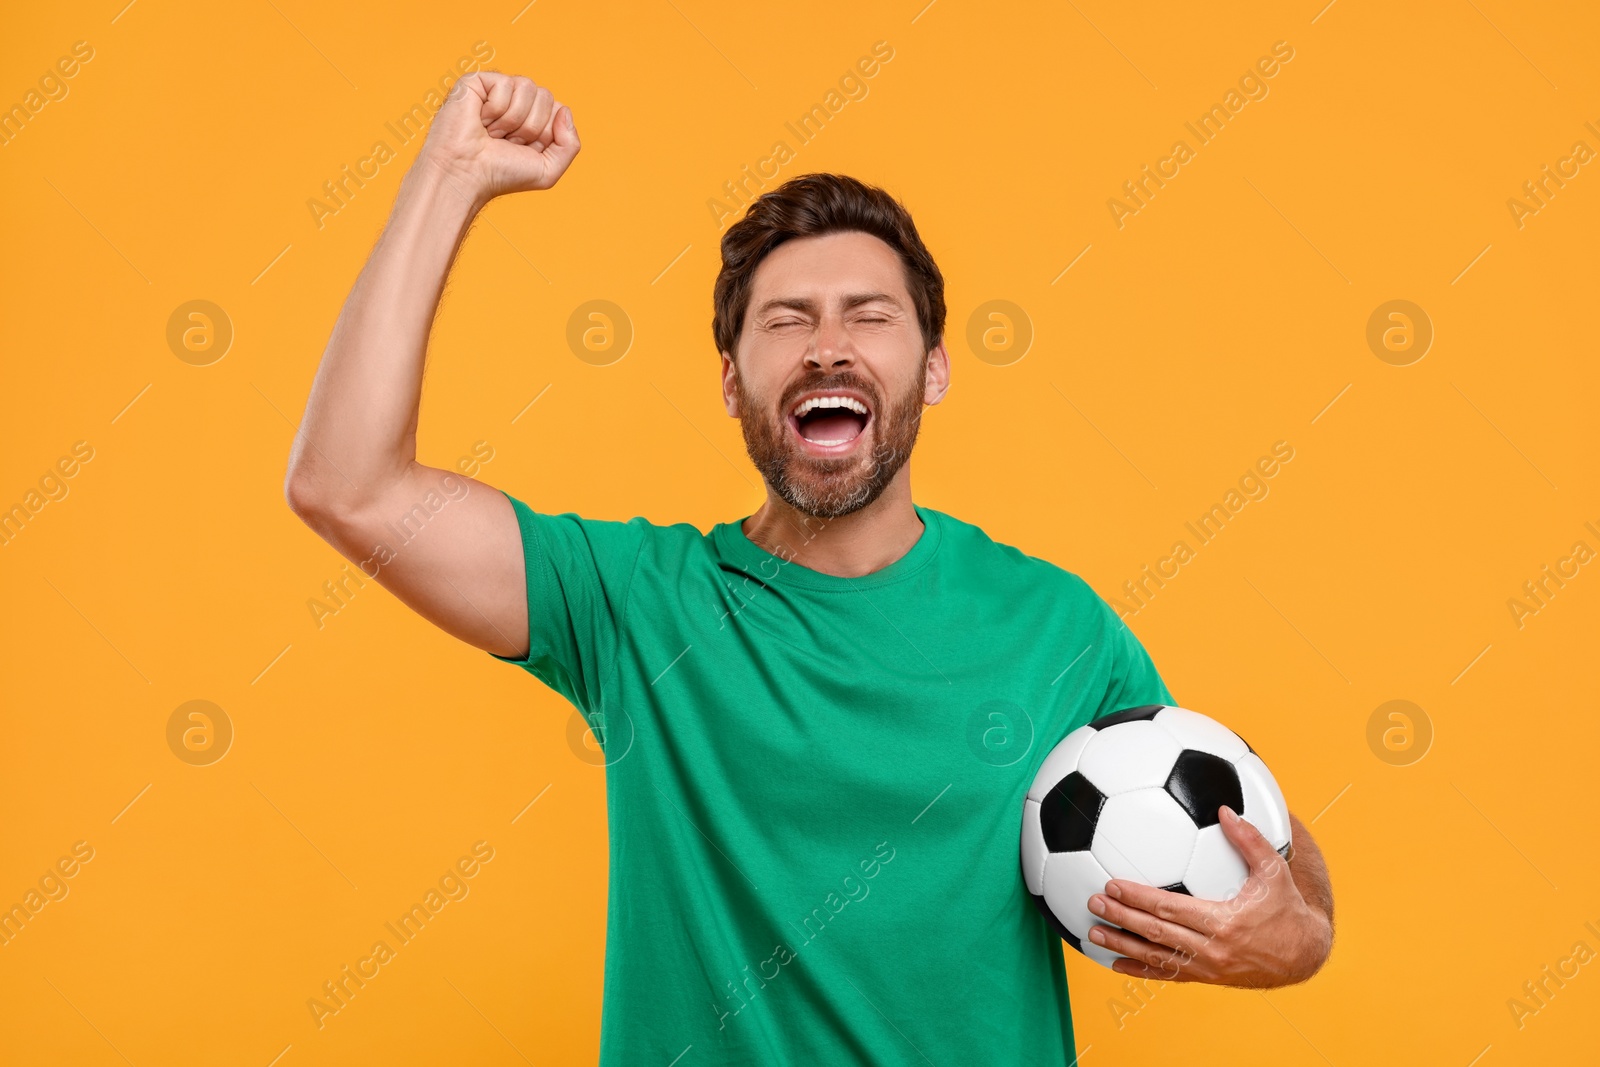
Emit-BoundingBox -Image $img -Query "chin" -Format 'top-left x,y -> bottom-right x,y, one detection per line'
738,373 -> 921,520
771,454 -> 896,519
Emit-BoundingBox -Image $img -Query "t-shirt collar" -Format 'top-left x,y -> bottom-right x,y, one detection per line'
712,505 -> 942,592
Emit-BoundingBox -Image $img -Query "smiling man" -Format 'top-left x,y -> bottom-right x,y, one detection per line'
285,72 -> 1334,1065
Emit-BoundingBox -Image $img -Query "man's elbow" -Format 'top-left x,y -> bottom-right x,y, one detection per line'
284,464 -> 330,522
284,460 -> 414,541
283,461 -> 360,532
1298,908 -> 1335,984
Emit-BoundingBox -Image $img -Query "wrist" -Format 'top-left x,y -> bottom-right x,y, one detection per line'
406,150 -> 492,222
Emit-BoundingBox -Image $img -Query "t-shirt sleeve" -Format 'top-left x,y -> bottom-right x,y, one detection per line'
1089,590 -> 1177,718
488,490 -> 648,722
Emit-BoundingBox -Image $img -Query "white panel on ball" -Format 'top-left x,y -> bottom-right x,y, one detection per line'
1182,823 -> 1251,900
1039,848 -> 1117,943
1090,788 -> 1197,888
1076,722 -> 1182,795
1234,752 -> 1292,851
1153,706 -> 1250,761
1081,937 -> 1130,969
1020,798 -> 1047,895
1026,725 -> 1095,803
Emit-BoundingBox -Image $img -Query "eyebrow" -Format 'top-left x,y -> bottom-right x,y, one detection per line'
754,292 -> 901,317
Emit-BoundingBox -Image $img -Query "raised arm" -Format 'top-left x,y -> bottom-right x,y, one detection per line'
283,72 -> 579,658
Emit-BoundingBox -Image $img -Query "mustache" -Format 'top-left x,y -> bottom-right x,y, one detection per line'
778,371 -> 880,413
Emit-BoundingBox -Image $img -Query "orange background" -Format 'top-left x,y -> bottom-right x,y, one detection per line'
2,1 -> 1597,1064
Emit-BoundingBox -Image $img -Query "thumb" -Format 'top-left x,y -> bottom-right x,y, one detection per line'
1220,805 -> 1286,879
544,104 -> 581,171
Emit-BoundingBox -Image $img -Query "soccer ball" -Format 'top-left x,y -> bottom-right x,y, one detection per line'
1019,704 -> 1292,968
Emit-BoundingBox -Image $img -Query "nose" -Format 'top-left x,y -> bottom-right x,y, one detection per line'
805,314 -> 855,372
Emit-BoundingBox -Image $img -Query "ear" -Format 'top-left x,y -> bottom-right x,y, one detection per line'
923,340 -> 951,406
721,352 -> 741,418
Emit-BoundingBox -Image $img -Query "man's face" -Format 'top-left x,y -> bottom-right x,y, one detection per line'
721,230 -> 950,518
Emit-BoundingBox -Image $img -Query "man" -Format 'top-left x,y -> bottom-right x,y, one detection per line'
286,71 -> 1334,1065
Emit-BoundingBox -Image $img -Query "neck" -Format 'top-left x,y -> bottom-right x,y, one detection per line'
741,467 -> 924,578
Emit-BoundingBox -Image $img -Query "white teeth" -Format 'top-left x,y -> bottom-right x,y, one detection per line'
791,394 -> 869,418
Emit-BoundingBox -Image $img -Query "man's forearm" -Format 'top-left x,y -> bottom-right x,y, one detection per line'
287,158 -> 483,510
1286,811 -> 1334,928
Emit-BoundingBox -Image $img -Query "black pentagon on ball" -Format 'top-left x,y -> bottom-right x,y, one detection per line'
1163,750 -> 1245,829
1088,704 -> 1166,730
1038,771 -> 1105,853
1159,882 -> 1192,896
1030,891 -> 1083,952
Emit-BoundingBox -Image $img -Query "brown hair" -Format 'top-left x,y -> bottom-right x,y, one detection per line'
712,173 -> 946,360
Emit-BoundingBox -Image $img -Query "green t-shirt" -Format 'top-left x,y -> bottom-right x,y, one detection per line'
490,492 -> 1175,1066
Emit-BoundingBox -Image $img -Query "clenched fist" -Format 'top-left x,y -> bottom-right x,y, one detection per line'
420,72 -> 580,203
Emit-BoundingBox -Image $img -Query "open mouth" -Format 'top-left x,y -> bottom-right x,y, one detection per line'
788,391 -> 873,453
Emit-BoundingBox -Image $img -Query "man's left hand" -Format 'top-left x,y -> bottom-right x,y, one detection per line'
1084,805 -> 1332,987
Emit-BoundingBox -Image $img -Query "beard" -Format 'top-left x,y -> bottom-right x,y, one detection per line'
734,364 -> 926,519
